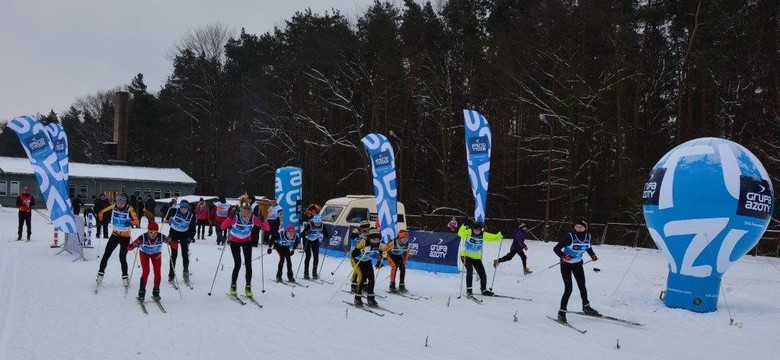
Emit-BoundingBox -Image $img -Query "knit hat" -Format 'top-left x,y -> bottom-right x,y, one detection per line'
116,195 -> 127,203
472,221 -> 485,230
359,220 -> 371,229
312,214 -> 322,225
286,224 -> 296,232
368,228 -> 381,239
518,222 -> 528,231
179,199 -> 189,207
148,222 -> 159,232
576,218 -> 588,229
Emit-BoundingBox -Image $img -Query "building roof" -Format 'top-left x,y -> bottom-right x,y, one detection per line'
0,156 -> 196,184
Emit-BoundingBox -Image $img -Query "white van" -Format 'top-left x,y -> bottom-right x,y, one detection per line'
320,195 -> 407,231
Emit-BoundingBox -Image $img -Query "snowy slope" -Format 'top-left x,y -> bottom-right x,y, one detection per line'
0,207 -> 778,360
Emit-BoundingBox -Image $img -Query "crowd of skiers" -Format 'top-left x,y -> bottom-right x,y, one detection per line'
87,192 -> 598,322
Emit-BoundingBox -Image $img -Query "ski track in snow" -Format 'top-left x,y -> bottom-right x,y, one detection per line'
0,208 -> 779,359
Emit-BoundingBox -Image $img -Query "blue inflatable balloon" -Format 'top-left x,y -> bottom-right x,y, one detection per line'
643,138 -> 774,312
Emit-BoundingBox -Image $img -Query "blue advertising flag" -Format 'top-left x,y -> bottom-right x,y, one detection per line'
7,116 -> 77,233
275,166 -> 303,232
361,133 -> 398,243
463,110 -> 492,222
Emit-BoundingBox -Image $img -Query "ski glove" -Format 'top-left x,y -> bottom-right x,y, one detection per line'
563,255 -> 573,262
590,255 -> 598,262
267,247 -> 273,255
361,246 -> 371,254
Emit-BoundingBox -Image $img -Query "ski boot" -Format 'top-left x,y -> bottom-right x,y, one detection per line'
466,288 -> 473,297
152,288 -> 161,301
137,289 -> 145,301
96,272 -> 104,284
276,274 -> 283,283
312,272 -> 319,280
350,282 -> 357,293
122,275 -> 130,288
366,295 -> 379,308
523,267 -> 533,275
388,282 -> 397,293
230,284 -> 238,296
582,304 -> 600,316
183,270 -> 190,284
354,295 -> 364,307
399,283 -> 407,293
168,274 -> 175,285
245,285 -> 253,298
557,310 -> 567,323
303,272 -> 310,280
287,273 -> 296,283
481,289 -> 495,296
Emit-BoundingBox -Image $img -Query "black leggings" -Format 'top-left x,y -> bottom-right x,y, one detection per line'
169,238 -> 191,277
17,211 -> 31,238
464,257 -> 487,291
498,250 -> 527,267
559,261 -> 589,310
230,241 -> 253,285
355,260 -> 375,295
275,246 -> 293,277
303,239 -> 320,275
98,234 -> 130,276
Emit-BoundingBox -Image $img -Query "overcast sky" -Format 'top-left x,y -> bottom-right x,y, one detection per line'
0,0 -> 387,122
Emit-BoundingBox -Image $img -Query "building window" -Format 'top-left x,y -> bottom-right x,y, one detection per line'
144,188 -> 151,197
174,190 -> 181,197
134,187 -> 141,197
69,184 -> 76,197
0,181 -> 6,196
164,189 -> 171,198
10,181 -> 20,196
80,185 -> 88,195
154,189 -> 161,199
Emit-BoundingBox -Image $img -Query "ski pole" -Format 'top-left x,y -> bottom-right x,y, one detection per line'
328,252 -> 365,302
124,247 -> 139,299
260,240 -> 266,293
207,242 -> 227,296
295,240 -> 306,278
167,243 -> 183,299
318,240 -> 330,276
331,252 -> 348,275
489,237 -> 505,291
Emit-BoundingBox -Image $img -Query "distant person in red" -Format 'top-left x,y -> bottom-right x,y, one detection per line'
195,198 -> 210,240
16,186 -> 35,241
128,222 -> 170,301
447,217 -> 458,232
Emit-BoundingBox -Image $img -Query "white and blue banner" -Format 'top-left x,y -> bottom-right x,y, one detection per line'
8,116 -> 77,233
463,110 -> 492,222
320,224 -> 459,273
361,133 -> 398,243
275,166 -> 303,232
643,137 -> 774,313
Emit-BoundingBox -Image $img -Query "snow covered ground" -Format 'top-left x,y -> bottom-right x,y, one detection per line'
0,207 -> 778,360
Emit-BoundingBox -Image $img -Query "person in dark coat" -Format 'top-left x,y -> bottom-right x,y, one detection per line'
493,222 -> 532,274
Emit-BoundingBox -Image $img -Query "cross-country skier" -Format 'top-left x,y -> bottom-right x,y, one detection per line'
220,204 -> 270,297
96,193 -> 139,287
128,222 -> 170,301
348,220 -> 371,292
300,214 -> 330,279
268,224 -> 298,283
212,196 -> 231,246
166,199 -> 196,285
494,222 -> 532,274
351,228 -> 388,307
458,220 -> 503,297
386,229 -> 411,293
553,218 -> 600,322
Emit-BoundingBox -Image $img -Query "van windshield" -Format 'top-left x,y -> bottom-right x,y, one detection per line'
320,206 -> 343,223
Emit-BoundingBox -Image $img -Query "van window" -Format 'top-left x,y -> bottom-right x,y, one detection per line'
370,213 -> 405,223
346,208 -> 369,224
320,206 -> 343,223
